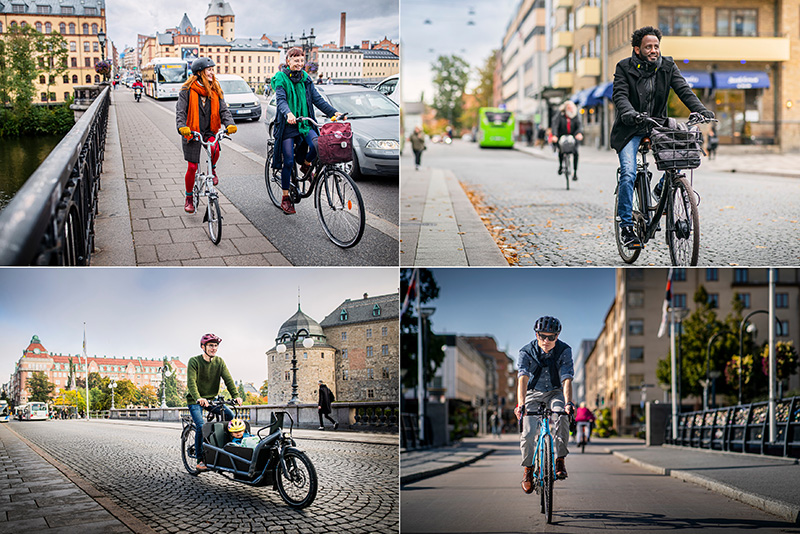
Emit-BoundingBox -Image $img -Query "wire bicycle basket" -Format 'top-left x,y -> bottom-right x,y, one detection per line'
649,122 -> 704,171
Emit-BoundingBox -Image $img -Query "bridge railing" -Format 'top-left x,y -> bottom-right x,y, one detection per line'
665,395 -> 800,458
0,86 -> 110,265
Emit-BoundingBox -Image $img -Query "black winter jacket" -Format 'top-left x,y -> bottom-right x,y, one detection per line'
610,54 -> 706,152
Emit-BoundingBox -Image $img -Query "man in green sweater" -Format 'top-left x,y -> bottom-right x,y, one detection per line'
187,333 -> 243,471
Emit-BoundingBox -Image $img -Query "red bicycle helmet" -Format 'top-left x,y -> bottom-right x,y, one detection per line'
200,333 -> 222,347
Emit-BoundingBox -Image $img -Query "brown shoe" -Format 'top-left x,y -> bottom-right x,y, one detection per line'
521,466 -> 534,494
299,161 -> 312,176
184,194 -> 195,214
555,457 -> 568,479
281,195 -> 296,214
195,462 -> 208,472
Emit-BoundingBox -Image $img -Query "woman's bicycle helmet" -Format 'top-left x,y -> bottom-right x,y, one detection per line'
227,418 -> 246,433
191,57 -> 215,75
200,333 -> 222,346
534,316 -> 562,334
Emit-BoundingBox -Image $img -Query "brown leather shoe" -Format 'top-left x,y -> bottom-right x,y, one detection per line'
195,462 -> 208,472
184,194 -> 195,214
281,195 -> 296,214
521,466 -> 534,494
299,161 -> 312,176
555,457 -> 568,479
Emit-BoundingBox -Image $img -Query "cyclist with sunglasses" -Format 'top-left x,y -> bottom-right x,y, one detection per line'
514,316 -> 574,492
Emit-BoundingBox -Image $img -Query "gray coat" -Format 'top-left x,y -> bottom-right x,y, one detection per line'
175,87 -> 234,163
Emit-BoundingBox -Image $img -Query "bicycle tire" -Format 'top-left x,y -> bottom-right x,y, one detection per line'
666,176 -> 699,266
206,195 -> 222,244
580,437 -> 586,454
181,425 -> 199,476
614,172 -> 645,264
264,145 -> 283,209
543,435 -> 554,524
192,177 -> 201,215
315,167 -> 365,248
563,153 -> 571,190
276,448 -> 318,509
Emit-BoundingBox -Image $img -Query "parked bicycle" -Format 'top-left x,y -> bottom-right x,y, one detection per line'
614,112 -> 717,266
265,117 -> 365,248
180,396 -> 317,508
190,128 -> 229,244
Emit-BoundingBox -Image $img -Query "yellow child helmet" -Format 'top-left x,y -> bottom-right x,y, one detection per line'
227,418 -> 246,433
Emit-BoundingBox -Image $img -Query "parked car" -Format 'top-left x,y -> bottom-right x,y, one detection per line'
374,74 -> 399,105
218,74 -> 262,121
265,84 -> 399,178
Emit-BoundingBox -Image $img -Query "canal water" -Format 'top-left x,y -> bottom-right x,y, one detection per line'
0,134 -> 63,212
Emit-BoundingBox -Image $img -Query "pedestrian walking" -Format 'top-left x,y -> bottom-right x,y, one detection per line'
318,380 -> 338,430
525,127 -> 534,146
707,124 -> 718,159
490,412 -> 501,439
409,126 -> 426,170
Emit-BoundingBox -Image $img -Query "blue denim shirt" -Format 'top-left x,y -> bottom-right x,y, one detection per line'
517,339 -> 574,393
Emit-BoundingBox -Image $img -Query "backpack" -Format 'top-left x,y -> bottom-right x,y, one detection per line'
317,121 -> 353,164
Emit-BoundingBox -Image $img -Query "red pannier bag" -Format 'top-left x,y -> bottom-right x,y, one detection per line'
317,121 -> 353,164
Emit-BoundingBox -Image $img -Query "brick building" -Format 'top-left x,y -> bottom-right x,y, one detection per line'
9,335 -> 187,406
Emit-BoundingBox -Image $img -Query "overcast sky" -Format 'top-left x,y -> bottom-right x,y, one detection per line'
401,0 -> 517,103
0,268 -> 398,387
417,268 -> 617,366
107,0 -> 399,56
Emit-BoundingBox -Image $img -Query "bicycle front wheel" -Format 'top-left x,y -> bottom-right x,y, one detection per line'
265,145 -> 283,209
614,173 -> 645,264
666,176 -> 699,266
276,448 -> 318,509
563,154 -> 571,190
315,167 -> 365,248
181,425 -> 199,476
206,195 -> 222,244
543,435 -> 554,524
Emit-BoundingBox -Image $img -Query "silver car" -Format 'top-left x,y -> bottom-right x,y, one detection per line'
265,84 -> 399,178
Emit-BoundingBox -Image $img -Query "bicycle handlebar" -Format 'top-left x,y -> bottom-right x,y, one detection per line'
190,128 -> 230,145
294,114 -> 348,127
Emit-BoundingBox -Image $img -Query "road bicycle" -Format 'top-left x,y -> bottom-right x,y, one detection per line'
614,112 -> 717,265
190,129 -> 230,245
557,135 -> 577,190
180,396 -> 317,508
521,402 -> 571,524
264,117 -> 365,248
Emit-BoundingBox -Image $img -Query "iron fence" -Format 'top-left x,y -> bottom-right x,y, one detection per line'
665,396 -> 800,458
0,87 -> 110,265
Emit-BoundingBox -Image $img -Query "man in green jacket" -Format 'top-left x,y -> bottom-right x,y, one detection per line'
187,333 -> 243,471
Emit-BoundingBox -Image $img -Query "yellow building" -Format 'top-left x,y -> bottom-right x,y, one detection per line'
362,48 -> 399,79
0,0 -> 107,104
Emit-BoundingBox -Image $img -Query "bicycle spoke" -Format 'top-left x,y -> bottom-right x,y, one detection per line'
315,168 -> 365,248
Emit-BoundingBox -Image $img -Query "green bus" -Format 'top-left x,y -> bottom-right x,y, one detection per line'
478,107 -> 515,148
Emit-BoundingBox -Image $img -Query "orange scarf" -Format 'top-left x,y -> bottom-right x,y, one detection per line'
184,81 -> 220,139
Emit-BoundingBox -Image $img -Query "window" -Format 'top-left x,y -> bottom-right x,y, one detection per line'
630,347 -> 644,362
366,346 -> 374,357
71,59 -> 77,68
734,269 -> 749,283
35,22 -> 42,32
778,321 -> 789,337
673,269 -> 687,282
373,304 -> 381,316
64,91 -> 69,100
93,42 -> 99,52
629,374 -> 645,390
673,293 -> 687,309
342,370 -> 349,381
39,75 -> 46,84
382,345 -> 389,356
62,6 -> 74,14
627,290 -> 645,308
85,58 -> 90,67
382,327 -> 387,337
628,319 -> 644,336
85,7 -> 97,15
341,331 -> 347,341
91,24 -> 98,35
84,42 -> 90,52
342,349 -> 348,359
70,41 -> 76,52
63,75 -> 69,83
38,5 -> 52,14
82,23 -> 89,35
367,389 -> 374,399
85,74 -> 91,83
60,23 -> 66,33
321,352 -> 324,359
367,368 -> 374,379
284,371 -> 290,381
284,352 -> 289,360
658,7 -> 700,36
69,23 -> 76,34
737,293 -> 751,308
12,4 -> 25,13
382,367 -> 390,379
708,293 -> 719,308
303,352 -> 308,360
706,268 -> 719,281
717,9 -> 757,36
40,92 -> 48,102
340,309 -> 348,321
366,328 -> 372,339
776,293 -> 789,308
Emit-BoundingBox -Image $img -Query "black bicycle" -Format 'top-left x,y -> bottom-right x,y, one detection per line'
264,117 -> 365,248
557,135 -> 577,190
180,397 -> 317,508
614,112 -> 717,266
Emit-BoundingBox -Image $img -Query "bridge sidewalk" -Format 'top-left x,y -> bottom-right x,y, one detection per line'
0,423 -> 152,533
93,91 -> 290,266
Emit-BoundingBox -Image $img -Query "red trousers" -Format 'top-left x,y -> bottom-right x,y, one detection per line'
185,138 -> 220,193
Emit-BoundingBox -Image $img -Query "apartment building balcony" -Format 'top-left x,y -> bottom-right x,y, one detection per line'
662,36 -> 790,62
552,72 -> 574,89
576,6 -> 600,28
554,0 -> 573,8
577,57 -> 601,78
553,31 -> 573,49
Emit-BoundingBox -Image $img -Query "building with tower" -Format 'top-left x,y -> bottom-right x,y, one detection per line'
205,1 -> 235,41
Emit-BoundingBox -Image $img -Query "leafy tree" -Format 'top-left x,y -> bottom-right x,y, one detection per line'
238,382 -> 246,399
53,389 -> 86,412
245,392 -> 265,405
594,407 -> 617,437
431,54 -> 470,129
136,385 -> 159,408
755,341 -> 799,400
401,269 -> 446,391
76,372 -> 103,390
160,359 -> 184,407
35,30 -> 69,105
260,379 -> 269,398
27,371 -> 55,402
459,50 -> 497,130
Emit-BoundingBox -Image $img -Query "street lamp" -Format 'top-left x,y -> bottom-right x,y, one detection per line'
282,33 -> 296,51
738,309 -> 785,405
158,364 -> 174,408
704,332 -> 725,411
108,379 -> 117,410
276,328 -> 314,405
298,29 -> 316,62
97,29 -> 107,81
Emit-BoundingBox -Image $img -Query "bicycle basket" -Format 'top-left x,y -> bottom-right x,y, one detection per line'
317,121 -> 353,164
557,135 -> 577,153
650,124 -> 703,171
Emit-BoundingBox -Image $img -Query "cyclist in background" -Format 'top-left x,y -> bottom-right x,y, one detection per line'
514,316 -> 575,492
575,402 -> 595,444
554,100 -> 584,181
610,26 -> 714,249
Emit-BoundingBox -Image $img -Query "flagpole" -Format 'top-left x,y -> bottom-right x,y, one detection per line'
415,269 -> 425,445
83,323 -> 90,422
670,306 -> 677,440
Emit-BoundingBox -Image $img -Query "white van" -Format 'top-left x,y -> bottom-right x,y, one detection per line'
217,74 -> 262,121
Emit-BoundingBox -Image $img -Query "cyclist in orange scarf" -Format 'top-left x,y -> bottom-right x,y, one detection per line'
176,58 -> 237,214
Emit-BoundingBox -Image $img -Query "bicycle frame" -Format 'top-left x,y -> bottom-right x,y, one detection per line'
634,149 -> 675,245
531,406 -> 558,488
191,129 -> 228,202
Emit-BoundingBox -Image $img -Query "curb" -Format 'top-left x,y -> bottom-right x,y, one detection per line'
610,449 -> 800,524
400,449 -> 494,486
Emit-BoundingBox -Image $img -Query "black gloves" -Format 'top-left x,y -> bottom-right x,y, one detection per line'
699,109 -> 715,119
621,111 -> 641,126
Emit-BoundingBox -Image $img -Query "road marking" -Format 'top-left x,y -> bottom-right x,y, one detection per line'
147,99 -> 398,239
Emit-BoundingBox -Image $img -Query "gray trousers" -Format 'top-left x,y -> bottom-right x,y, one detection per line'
519,389 -> 569,466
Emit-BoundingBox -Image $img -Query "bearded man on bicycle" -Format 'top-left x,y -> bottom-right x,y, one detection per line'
611,26 -> 714,249
554,101 -> 584,181
514,316 -> 574,492
186,334 -> 243,471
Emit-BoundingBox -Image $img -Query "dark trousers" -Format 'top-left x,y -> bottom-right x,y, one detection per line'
558,150 -> 579,173
318,410 -> 336,427
413,149 -> 422,166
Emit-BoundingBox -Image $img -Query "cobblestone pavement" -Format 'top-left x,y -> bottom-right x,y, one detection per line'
408,141 -> 800,266
10,421 -> 398,534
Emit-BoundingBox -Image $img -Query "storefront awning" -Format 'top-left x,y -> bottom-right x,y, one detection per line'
591,81 -> 614,100
713,71 -> 770,89
678,70 -> 713,89
571,87 -> 594,108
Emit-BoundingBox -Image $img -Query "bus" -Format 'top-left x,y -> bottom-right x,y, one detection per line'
0,401 -> 9,423
478,107 -> 515,148
18,402 -> 48,421
141,58 -> 190,100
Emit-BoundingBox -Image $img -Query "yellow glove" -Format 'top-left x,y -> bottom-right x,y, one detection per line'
179,126 -> 191,137
226,124 -> 237,134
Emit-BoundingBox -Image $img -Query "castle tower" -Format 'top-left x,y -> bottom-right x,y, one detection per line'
204,1 -> 235,42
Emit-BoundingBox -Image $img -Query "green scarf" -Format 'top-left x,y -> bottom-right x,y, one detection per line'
272,68 -> 310,136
